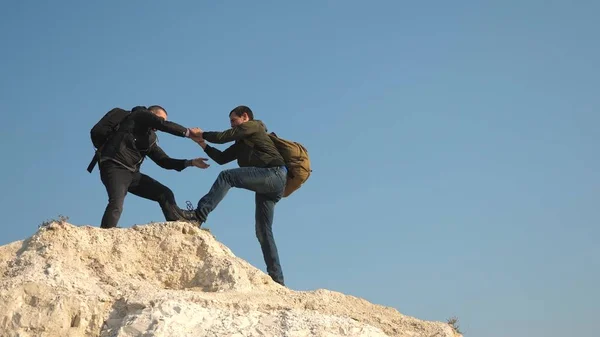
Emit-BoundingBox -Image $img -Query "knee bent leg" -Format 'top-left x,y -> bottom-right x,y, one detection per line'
218,170 -> 231,182
159,188 -> 175,204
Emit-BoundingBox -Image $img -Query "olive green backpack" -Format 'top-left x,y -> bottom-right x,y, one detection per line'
268,132 -> 311,197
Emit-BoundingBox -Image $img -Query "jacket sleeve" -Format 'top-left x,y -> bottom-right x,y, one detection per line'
147,144 -> 190,171
204,143 -> 238,165
134,110 -> 189,138
202,123 -> 258,144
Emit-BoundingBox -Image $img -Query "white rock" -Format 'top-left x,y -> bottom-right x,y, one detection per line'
0,222 -> 461,337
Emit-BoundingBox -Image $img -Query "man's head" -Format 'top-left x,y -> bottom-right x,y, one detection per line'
229,105 -> 253,127
148,105 -> 168,121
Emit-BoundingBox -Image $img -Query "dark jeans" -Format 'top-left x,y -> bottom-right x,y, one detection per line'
196,166 -> 287,285
99,161 -> 184,228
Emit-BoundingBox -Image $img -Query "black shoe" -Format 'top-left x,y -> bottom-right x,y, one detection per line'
180,209 -> 199,222
268,273 -> 285,286
182,201 -> 204,227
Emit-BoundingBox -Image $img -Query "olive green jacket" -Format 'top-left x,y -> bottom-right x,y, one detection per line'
202,120 -> 285,168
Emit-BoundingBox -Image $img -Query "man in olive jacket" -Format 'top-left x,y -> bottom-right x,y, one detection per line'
183,105 -> 288,286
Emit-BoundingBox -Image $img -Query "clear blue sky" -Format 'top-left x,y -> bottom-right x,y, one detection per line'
0,1 -> 598,336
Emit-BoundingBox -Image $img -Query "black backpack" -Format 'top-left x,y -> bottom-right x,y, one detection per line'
87,107 -> 130,172
90,108 -> 130,148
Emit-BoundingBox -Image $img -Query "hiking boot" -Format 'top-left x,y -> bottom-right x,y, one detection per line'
180,210 -> 203,227
181,201 -> 204,227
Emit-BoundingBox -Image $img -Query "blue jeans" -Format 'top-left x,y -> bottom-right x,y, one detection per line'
196,166 -> 288,285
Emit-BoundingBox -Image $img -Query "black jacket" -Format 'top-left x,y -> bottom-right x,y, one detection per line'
203,120 -> 285,168
99,108 -> 191,172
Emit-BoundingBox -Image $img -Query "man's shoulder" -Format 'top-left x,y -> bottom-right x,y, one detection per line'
129,109 -> 151,119
242,120 -> 268,133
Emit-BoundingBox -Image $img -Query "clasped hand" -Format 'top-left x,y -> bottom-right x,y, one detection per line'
188,127 -> 204,140
188,127 -> 206,147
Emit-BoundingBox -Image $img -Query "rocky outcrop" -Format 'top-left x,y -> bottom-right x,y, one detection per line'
0,221 -> 461,337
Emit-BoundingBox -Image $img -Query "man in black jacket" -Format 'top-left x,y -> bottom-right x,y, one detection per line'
98,105 -> 209,229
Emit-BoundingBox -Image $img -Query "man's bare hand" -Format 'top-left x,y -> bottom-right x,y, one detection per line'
188,127 -> 203,138
191,157 -> 210,169
193,138 -> 208,149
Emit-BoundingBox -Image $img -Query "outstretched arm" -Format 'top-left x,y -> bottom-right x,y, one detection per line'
147,144 -> 209,171
201,122 -> 258,144
196,140 -> 238,165
134,110 -> 191,138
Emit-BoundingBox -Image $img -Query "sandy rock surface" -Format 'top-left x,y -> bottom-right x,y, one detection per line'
0,221 -> 461,337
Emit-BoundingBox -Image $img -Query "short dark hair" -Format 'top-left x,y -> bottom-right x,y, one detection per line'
148,105 -> 168,116
229,105 -> 253,120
